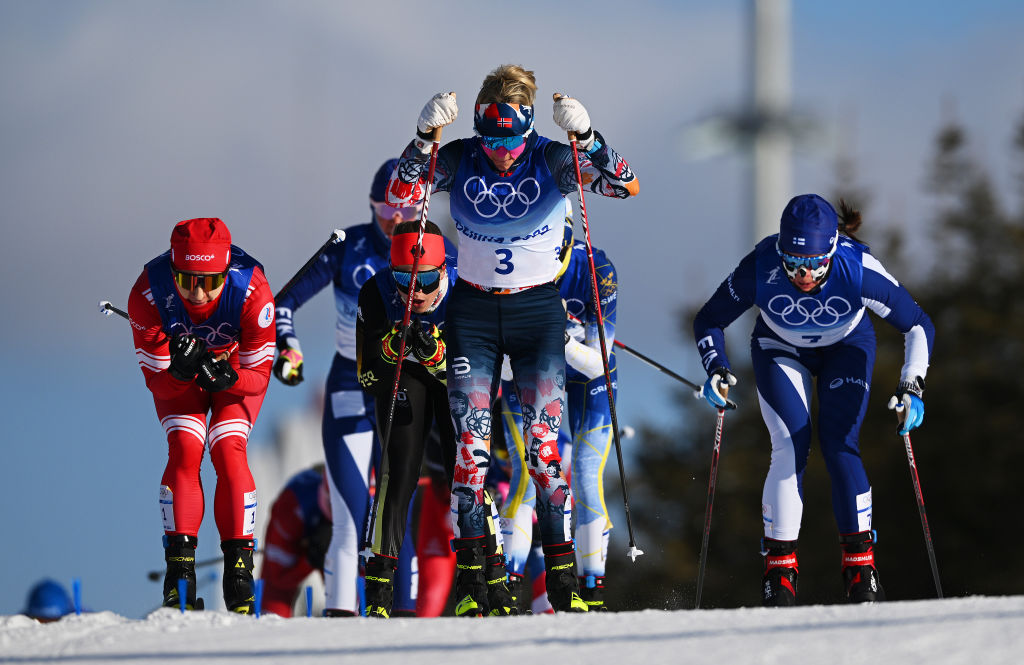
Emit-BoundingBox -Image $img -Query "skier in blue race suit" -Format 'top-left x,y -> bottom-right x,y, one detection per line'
693,194 -> 934,606
498,218 -> 619,612
272,160 -> 423,616
386,64 -> 637,614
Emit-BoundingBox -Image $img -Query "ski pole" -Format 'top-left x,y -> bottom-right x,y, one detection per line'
99,300 -> 236,359
892,403 -> 943,598
367,118 -> 447,552
695,393 -> 729,608
98,300 -> 129,320
556,93 -> 642,562
613,339 -> 737,410
274,229 -> 346,303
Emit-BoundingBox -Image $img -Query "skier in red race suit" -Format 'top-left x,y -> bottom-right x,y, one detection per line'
127,217 -> 275,613
259,465 -> 333,617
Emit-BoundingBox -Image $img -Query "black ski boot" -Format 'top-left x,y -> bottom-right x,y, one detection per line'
543,542 -> 588,613
506,573 -> 534,614
453,537 -> 488,617
841,531 -> 885,603
579,575 -> 608,612
762,538 -> 799,607
485,553 -> 518,616
221,538 -> 256,614
364,555 -> 397,618
162,535 -> 203,610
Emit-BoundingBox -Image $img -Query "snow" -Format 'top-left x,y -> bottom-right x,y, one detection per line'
3,596 -> 1023,665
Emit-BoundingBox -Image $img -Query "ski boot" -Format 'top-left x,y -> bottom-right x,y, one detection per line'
841,531 -> 885,603
221,538 -> 256,614
543,542 -> 588,613
762,538 -> 799,607
579,575 -> 608,612
363,555 -> 397,618
485,553 -> 518,616
506,573 -> 532,615
162,534 -> 203,610
452,537 -> 488,617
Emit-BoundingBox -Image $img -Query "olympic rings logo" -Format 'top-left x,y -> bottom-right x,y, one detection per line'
767,294 -> 852,326
463,176 -> 541,219
170,321 -> 239,346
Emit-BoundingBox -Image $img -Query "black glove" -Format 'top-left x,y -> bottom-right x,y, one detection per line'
409,322 -> 444,367
195,356 -> 239,392
168,334 -> 207,382
380,324 -> 405,364
305,517 -> 333,572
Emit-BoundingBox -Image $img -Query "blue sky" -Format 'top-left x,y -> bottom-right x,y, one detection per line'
2,0 -> 1022,617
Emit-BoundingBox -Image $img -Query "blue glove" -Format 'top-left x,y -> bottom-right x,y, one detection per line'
887,377 -> 925,435
700,368 -> 736,410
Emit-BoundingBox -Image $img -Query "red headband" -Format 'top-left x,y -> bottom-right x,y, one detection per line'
390,232 -> 446,267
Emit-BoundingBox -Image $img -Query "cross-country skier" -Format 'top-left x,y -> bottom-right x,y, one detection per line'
692,194 -> 934,605
127,217 -> 275,613
386,63 -> 638,613
499,218 -> 619,612
272,160 -> 422,616
258,465 -> 332,617
354,221 -> 467,617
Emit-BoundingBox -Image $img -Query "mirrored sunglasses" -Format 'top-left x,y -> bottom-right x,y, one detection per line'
479,134 -> 526,151
372,201 -> 422,221
392,268 -> 442,293
173,270 -> 227,292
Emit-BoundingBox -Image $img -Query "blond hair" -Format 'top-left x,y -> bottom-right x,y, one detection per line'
476,64 -> 537,106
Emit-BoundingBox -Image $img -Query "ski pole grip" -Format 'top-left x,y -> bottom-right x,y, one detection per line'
428,92 -> 454,143
552,93 -> 577,142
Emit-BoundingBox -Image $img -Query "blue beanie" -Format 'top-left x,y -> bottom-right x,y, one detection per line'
370,159 -> 400,203
778,194 -> 839,255
24,579 -> 73,620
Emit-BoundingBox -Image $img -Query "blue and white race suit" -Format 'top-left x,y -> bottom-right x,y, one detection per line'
693,235 -> 934,540
275,221 -> 391,613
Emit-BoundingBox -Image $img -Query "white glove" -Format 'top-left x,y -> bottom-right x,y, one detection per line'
552,94 -> 594,151
417,92 -> 458,135
564,305 -> 585,343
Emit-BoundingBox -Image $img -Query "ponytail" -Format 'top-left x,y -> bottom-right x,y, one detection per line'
837,198 -> 863,242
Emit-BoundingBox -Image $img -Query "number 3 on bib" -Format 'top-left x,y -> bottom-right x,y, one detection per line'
495,248 -> 515,275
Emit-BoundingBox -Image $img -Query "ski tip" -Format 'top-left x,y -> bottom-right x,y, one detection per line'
626,546 -> 644,563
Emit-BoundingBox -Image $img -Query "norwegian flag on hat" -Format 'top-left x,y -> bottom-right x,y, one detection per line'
474,102 -> 534,138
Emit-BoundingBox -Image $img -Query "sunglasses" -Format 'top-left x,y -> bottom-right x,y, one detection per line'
173,269 -> 227,292
480,135 -> 526,151
392,267 -> 442,293
372,201 -> 422,221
